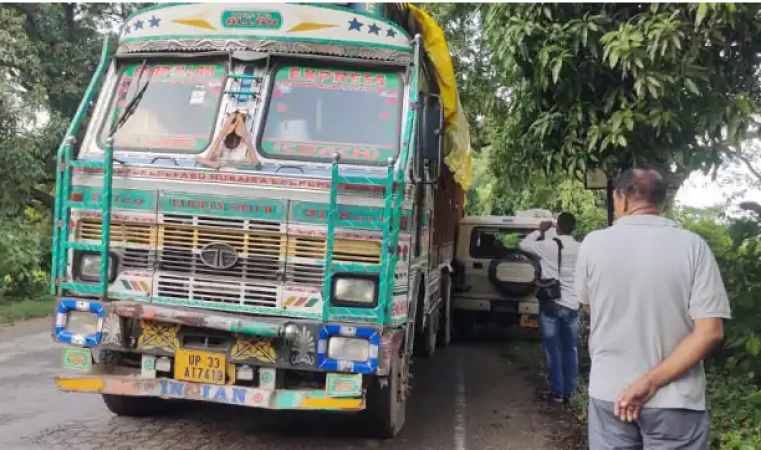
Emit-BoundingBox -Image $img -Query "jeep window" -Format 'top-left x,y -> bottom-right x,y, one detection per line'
259,66 -> 402,164
469,227 -> 534,259
99,62 -> 226,153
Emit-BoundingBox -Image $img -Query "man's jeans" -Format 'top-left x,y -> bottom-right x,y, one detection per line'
539,301 -> 579,398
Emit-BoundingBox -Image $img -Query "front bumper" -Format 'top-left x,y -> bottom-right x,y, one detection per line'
53,298 -> 403,376
56,373 -> 364,411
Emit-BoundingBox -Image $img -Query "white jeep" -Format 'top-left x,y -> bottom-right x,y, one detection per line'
451,209 -> 557,337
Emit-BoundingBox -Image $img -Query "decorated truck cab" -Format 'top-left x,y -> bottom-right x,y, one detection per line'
50,2 -> 472,438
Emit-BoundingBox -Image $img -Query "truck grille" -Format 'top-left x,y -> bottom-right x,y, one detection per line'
286,237 -> 380,284
75,215 -> 382,303
156,274 -> 278,308
157,214 -> 284,281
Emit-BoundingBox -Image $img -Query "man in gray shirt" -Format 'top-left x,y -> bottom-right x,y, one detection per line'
575,167 -> 731,449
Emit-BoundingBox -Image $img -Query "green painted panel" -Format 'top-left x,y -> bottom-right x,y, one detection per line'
222,11 -> 283,29
160,193 -> 286,220
326,373 -> 363,397
72,186 -> 157,211
291,202 -> 410,230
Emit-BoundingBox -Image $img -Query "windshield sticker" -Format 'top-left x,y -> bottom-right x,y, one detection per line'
190,87 -> 206,105
222,11 -> 282,29
281,67 -> 400,89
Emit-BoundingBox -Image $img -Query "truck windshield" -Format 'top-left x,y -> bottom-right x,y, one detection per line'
99,62 -> 226,153
259,66 -> 402,164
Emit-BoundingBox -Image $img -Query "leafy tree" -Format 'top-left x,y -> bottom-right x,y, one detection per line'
481,3 -> 761,205
0,3 -> 147,218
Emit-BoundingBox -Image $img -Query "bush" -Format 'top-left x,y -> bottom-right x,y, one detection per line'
0,218 -> 51,301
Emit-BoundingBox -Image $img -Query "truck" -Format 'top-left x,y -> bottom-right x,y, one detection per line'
50,2 -> 472,438
451,210 -> 556,337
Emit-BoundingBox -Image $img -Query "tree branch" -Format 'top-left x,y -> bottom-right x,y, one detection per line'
727,147 -> 761,184
30,188 -> 54,210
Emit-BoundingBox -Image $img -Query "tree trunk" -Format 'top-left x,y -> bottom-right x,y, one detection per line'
662,170 -> 687,213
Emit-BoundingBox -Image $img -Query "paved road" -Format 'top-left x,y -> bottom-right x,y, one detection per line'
0,319 -> 577,450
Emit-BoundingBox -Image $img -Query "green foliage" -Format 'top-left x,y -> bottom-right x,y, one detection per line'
0,219 -> 50,300
468,150 -> 608,237
484,3 -> 761,179
0,295 -> 55,325
0,3 -> 148,219
0,3 -> 147,309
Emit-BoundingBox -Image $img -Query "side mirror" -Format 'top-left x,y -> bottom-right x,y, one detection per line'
421,102 -> 443,161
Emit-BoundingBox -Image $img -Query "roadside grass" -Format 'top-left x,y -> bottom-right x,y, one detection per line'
0,296 -> 55,325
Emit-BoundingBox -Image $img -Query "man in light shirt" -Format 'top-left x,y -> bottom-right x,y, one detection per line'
520,212 -> 580,404
576,167 -> 731,449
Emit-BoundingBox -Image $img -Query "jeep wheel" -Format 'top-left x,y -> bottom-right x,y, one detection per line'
366,351 -> 408,438
102,394 -> 175,417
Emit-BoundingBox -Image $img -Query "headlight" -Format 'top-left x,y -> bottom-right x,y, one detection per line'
76,252 -> 116,282
333,278 -> 377,306
66,311 -> 99,335
327,337 -> 370,362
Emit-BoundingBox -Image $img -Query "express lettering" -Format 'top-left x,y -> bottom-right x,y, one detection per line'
287,68 -> 387,87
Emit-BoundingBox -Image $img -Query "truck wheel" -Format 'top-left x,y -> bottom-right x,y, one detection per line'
437,273 -> 452,348
413,281 -> 436,358
453,311 -> 476,341
102,394 -> 174,417
366,351 -> 408,438
415,312 -> 437,358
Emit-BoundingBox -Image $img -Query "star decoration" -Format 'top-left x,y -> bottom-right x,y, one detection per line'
123,25 -> 131,35
149,15 -> 161,28
386,28 -> 397,38
368,23 -> 380,35
348,17 -> 363,31
133,19 -> 144,30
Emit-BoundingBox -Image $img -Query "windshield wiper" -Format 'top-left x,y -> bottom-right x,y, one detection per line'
109,59 -> 151,137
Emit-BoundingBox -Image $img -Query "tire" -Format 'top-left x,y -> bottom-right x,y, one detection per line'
437,273 -> 452,348
415,312 -> 437,358
453,311 -> 476,341
366,352 -> 408,438
413,282 -> 437,359
102,394 -> 175,417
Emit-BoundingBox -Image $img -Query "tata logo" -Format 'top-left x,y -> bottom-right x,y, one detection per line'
199,243 -> 239,270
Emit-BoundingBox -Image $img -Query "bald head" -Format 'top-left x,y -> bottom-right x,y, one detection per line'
614,167 -> 667,209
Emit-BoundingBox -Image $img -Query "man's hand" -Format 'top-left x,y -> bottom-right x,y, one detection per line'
539,220 -> 554,233
614,375 -> 659,422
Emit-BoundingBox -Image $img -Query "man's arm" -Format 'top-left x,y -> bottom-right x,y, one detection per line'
519,221 -> 553,255
615,238 -> 731,421
644,318 -> 723,388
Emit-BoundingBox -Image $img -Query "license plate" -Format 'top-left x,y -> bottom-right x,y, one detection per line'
520,314 -> 539,328
174,349 -> 226,385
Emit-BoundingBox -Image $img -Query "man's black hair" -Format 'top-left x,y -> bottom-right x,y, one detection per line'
556,212 -> 577,234
614,166 -> 668,208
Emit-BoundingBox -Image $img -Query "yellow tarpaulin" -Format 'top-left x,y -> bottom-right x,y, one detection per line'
404,4 -> 473,192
